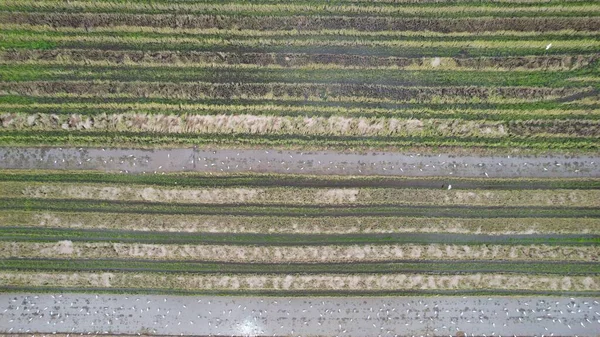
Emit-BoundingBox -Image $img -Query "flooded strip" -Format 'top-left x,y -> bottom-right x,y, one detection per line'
0,293 -> 598,336
0,147 -> 598,178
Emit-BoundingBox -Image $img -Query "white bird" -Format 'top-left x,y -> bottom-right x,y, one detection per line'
546,43 -> 552,50
448,184 -> 452,190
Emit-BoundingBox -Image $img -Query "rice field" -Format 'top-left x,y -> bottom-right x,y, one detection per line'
0,0 -> 599,151
0,0 -> 598,300
0,170 -> 599,295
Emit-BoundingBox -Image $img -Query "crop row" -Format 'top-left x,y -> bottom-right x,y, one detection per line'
2,226 -> 597,246
3,182 -> 600,207
4,24 -> 600,41
3,197 -> 600,219
2,171 -> 598,190
2,101 -> 598,122
4,25 -> 600,53
4,36 -> 596,58
1,96 -> 596,123
2,112 -> 598,139
3,1 -> 599,18
0,81 -> 588,104
1,130 -> 598,151
4,12 -> 600,32
3,64 -> 597,88
4,29 -> 600,58
1,271 -> 597,292
3,210 -> 598,235
2,241 -> 597,262
3,96 -> 599,118
2,49 -> 597,71
2,258 -> 598,275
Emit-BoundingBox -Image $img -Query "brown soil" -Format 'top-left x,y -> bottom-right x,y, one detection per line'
0,81 -> 584,103
3,49 -> 595,70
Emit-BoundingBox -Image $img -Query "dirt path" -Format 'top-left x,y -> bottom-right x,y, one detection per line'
0,147 -> 598,178
1,294 -> 598,336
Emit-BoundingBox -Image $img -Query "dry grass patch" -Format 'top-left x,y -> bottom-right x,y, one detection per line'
5,182 -> 600,207
1,102 -> 595,120
0,271 -> 597,292
2,211 -> 596,235
1,113 -> 511,138
11,113 -> 600,139
1,242 -> 596,263
14,183 -> 265,204
5,2 -> 600,18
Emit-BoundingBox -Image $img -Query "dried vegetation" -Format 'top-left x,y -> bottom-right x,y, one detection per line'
1,241 -> 596,263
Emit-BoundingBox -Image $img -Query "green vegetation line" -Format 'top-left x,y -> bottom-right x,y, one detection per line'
2,258 -> 598,275
0,226 -> 597,245
0,131 -> 597,151
1,286 -> 598,297
1,64 -> 596,88
0,171 -> 597,190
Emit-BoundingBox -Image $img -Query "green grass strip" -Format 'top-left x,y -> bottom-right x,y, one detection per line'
3,34 -> 598,57
0,226 -> 597,245
2,198 -> 600,219
3,27 -> 599,44
0,171 -> 598,190
0,130 -> 597,151
2,258 -> 598,275
1,286 -> 598,297
0,38 -> 56,50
